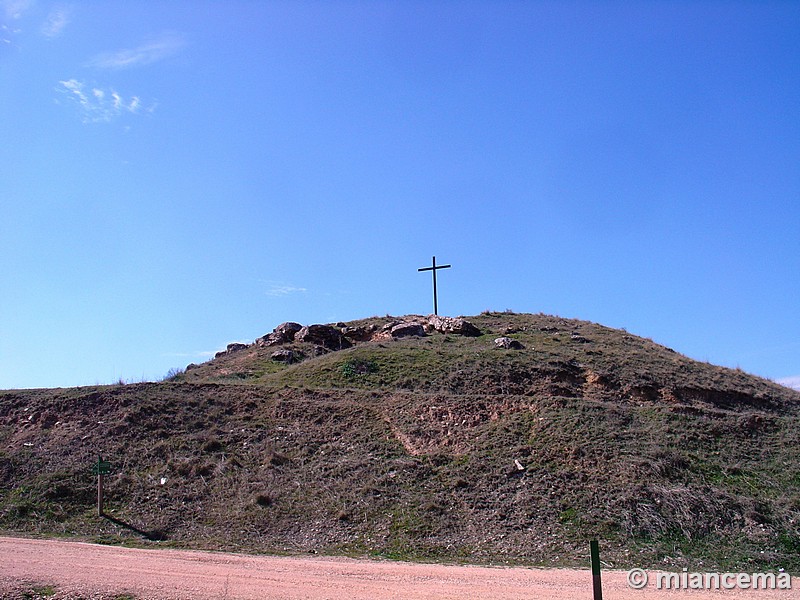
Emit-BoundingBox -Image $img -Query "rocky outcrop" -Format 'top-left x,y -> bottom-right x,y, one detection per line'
270,349 -> 295,363
256,322 -> 302,347
276,321 -> 303,339
428,315 -> 481,337
215,342 -> 250,358
342,325 -> 376,342
391,323 -> 426,338
494,337 -> 524,350
218,316 -> 477,363
295,324 -> 352,350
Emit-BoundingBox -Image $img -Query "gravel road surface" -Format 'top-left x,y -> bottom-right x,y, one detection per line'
0,536 -> 794,599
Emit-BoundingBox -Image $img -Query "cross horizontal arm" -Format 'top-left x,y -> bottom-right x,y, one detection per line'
418,264 -> 451,272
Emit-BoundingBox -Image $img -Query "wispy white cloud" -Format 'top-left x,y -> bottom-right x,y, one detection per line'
1,13 -> 21,47
42,5 -> 72,38
57,78 -> 153,123
265,283 -> 308,297
88,31 -> 185,70
1,23 -> 16,45
2,0 -> 32,20
777,376 -> 800,391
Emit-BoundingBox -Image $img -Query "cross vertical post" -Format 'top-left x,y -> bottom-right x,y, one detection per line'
418,256 -> 451,316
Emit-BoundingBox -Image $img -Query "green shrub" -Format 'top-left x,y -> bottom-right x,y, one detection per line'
339,358 -> 378,378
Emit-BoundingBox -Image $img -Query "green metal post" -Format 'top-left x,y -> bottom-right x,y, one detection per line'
590,539 -> 602,600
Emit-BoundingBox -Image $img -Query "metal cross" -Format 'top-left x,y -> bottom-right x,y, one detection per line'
418,256 -> 451,316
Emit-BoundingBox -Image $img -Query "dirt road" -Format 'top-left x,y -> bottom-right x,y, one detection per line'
0,536 -> 795,599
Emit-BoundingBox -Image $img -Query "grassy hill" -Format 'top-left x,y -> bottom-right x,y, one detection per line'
1,312 -> 799,571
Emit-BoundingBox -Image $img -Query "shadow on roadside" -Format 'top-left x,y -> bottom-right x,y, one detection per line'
101,514 -> 168,541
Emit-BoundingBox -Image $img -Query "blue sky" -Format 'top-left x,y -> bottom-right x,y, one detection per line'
1,1 -> 798,390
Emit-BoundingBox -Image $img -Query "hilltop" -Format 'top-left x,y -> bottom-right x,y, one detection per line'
1,312 -> 799,571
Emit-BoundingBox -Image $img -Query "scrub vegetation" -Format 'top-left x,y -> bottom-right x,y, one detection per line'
1,312 -> 799,572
